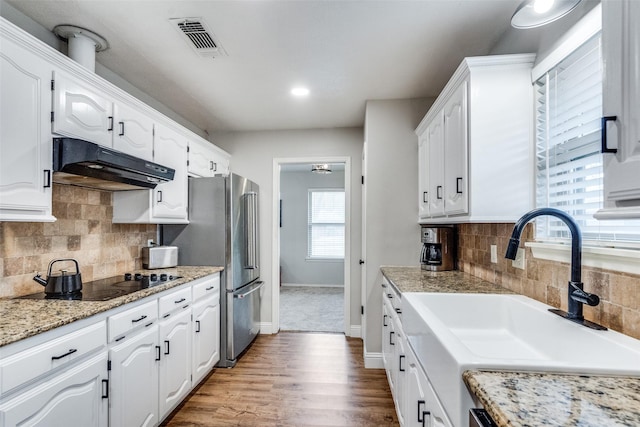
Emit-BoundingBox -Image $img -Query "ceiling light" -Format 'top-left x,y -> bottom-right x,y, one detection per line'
511,0 -> 582,29
311,164 -> 332,174
291,87 -> 310,97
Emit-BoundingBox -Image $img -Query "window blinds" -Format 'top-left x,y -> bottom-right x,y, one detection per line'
308,190 -> 345,258
535,33 -> 640,242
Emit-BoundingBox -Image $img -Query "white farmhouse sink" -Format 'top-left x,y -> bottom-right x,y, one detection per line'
402,292 -> 640,427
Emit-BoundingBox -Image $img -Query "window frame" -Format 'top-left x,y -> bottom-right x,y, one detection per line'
306,188 -> 346,260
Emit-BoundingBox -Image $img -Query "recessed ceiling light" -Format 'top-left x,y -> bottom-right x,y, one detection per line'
291,87 -> 310,97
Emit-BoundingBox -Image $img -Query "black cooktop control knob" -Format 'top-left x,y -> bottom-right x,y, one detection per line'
150,273 -> 158,281
134,273 -> 143,281
160,273 -> 168,281
124,273 -> 132,281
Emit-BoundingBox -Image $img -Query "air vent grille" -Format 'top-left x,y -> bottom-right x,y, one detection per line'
170,18 -> 227,58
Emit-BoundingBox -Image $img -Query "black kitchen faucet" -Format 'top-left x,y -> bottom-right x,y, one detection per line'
505,207 -> 607,330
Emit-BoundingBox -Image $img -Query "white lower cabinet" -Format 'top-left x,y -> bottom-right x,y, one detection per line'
192,295 -> 220,385
158,292 -> 193,419
109,323 -> 160,427
0,352 -> 108,427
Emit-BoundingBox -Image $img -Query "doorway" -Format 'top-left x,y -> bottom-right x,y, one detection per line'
272,157 -> 351,335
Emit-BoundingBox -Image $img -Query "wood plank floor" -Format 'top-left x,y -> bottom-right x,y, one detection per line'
161,332 -> 399,427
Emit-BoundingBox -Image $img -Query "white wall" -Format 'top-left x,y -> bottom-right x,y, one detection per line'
362,98 -> 433,357
280,170 -> 345,286
212,128 -> 363,330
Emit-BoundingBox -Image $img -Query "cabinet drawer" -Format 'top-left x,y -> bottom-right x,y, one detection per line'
0,320 -> 106,394
108,300 -> 158,342
192,274 -> 220,302
159,287 -> 192,317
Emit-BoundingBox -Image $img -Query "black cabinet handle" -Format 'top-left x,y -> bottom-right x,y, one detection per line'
399,355 -> 405,372
131,315 -> 147,323
395,308 -> 402,314
456,177 -> 463,194
174,298 -> 186,304
387,293 -> 393,299
436,185 -> 443,199
108,116 -> 114,131
157,190 -> 163,203
383,314 -> 388,327
422,411 -> 430,427
101,379 -> 109,399
195,320 -> 201,333
155,345 -> 161,361
164,340 -> 170,355
210,161 -> 217,172
390,331 -> 395,346
119,121 -> 125,136
43,170 -> 51,188
601,116 -> 618,153
381,283 -> 387,288
51,348 -> 77,360
423,191 -> 428,203
418,400 -> 426,423
205,286 -> 215,291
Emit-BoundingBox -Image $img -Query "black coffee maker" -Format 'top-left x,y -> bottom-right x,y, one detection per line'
420,226 -> 456,271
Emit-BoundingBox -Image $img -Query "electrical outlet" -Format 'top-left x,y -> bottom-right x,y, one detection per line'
147,239 -> 155,247
512,247 -> 526,270
490,245 -> 497,263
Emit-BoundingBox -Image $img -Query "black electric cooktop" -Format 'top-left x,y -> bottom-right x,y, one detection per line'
19,273 -> 183,301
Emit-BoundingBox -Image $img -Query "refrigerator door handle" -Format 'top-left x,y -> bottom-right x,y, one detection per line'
234,281 -> 264,299
244,191 -> 259,269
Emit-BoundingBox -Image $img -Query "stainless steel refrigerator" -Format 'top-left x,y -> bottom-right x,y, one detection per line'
162,174 -> 262,367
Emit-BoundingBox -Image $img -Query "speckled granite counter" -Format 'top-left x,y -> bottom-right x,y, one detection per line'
380,266 -> 513,294
0,266 -> 223,347
464,370 -> 640,427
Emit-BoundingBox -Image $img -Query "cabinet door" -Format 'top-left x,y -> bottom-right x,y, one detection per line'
192,296 -> 220,385
153,123 -> 188,220
109,324 -> 159,427
427,117 -> 445,217
158,307 -> 192,420
52,71 -> 113,147
418,135 -> 430,219
0,352 -> 108,427
443,82 -> 468,215
394,324 -> 407,427
601,0 -> 640,213
113,102 -> 154,161
0,35 -> 54,221
405,351 -> 427,427
188,139 -> 215,177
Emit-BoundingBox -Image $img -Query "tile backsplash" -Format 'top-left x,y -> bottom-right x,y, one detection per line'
0,184 -> 156,298
458,223 -> 640,340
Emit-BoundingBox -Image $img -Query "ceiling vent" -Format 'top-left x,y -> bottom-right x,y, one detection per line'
169,18 -> 227,58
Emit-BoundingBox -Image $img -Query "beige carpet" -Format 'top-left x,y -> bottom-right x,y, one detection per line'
279,286 -> 344,333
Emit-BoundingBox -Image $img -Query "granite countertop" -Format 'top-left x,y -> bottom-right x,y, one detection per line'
463,370 -> 640,427
380,266 -> 514,294
0,266 -> 223,348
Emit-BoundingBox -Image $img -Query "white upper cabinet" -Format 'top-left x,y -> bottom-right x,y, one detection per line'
52,71 -> 113,148
416,54 -> 535,223
0,23 -> 55,222
112,102 -> 154,162
596,0 -> 640,219
188,137 -> 230,177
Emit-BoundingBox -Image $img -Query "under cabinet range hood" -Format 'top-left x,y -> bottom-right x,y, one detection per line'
53,138 -> 175,191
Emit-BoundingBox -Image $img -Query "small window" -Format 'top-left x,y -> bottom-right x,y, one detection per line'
308,189 -> 345,259
534,33 -> 640,242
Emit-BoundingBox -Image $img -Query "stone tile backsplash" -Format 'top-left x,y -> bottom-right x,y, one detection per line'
0,184 -> 156,298
457,223 -> 640,340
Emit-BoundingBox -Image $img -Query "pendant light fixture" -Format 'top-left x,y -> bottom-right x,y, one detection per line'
511,0 -> 582,29
311,164 -> 332,174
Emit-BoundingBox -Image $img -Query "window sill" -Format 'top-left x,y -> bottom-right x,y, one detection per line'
305,257 -> 344,263
525,242 -> 640,275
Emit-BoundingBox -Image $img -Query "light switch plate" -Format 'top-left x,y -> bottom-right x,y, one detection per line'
512,248 -> 526,270
490,245 -> 497,263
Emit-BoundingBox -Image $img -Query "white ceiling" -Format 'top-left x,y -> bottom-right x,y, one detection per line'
6,0 -> 522,133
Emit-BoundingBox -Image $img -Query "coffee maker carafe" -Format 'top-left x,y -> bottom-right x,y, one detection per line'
420,226 -> 456,271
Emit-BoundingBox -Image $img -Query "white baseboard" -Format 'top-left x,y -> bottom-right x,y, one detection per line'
258,322 -> 275,334
281,283 -> 344,288
349,325 -> 362,338
364,351 -> 384,369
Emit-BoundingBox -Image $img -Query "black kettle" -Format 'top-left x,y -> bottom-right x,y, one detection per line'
33,259 -> 83,295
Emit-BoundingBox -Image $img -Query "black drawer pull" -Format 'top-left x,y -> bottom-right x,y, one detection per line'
43,170 -> 51,188
155,345 -> 161,361
381,283 -> 387,288
395,308 -> 402,314
51,348 -> 77,360
390,331 -> 395,346
456,177 -> 463,194
399,355 -> 405,372
174,298 -> 186,304
164,340 -> 170,355
436,185 -> 443,199
205,286 -> 215,291
422,411 -> 430,427
131,315 -> 147,323
418,400 -> 426,422
423,191 -> 428,203
601,116 -> 618,153
101,379 -> 109,399
383,314 -> 388,327
195,320 -> 201,333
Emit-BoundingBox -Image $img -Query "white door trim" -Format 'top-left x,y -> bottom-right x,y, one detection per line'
272,156 -> 352,335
